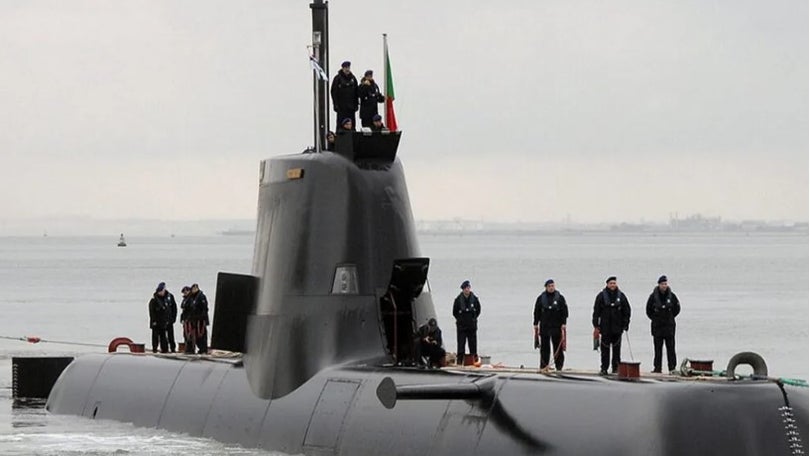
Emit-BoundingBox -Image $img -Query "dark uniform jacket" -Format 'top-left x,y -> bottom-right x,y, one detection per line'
179,296 -> 191,322
358,78 -> 384,120
453,292 -> 481,330
185,291 -> 210,325
533,291 -> 568,332
149,293 -> 170,329
592,288 -> 631,336
646,287 -> 681,337
417,323 -> 443,347
330,71 -> 358,113
165,292 -> 178,324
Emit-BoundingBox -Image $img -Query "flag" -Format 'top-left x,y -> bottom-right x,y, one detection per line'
383,35 -> 398,132
309,54 -> 328,81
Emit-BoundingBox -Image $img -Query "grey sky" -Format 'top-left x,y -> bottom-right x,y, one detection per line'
0,0 -> 807,228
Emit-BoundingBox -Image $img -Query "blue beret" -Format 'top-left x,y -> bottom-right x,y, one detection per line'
606,276 -> 617,284
460,280 -> 471,289
341,61 -> 351,68
544,279 -> 554,287
658,275 -> 668,283
372,114 -> 382,121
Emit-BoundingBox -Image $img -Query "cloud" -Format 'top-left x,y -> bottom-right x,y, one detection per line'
0,0 -> 806,223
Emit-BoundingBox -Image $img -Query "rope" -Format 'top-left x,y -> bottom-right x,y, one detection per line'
624,331 -> 634,361
780,378 -> 809,388
537,328 -> 566,371
552,327 -> 566,362
0,335 -> 106,348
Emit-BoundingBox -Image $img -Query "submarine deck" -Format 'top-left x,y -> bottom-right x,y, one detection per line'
123,350 -> 794,385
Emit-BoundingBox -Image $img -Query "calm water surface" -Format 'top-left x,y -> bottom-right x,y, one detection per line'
0,232 -> 806,454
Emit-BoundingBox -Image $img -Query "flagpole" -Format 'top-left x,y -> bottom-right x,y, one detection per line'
382,33 -> 388,129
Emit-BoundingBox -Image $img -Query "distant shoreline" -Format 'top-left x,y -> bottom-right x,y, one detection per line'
1,229 -> 806,238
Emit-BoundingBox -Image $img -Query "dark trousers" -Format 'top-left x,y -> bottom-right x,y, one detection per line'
151,328 -> 168,353
418,341 -> 446,367
540,328 -> 564,370
184,320 -> 208,354
600,333 -> 622,372
336,111 -> 356,130
166,324 -> 176,352
456,328 -> 477,363
653,334 -> 677,372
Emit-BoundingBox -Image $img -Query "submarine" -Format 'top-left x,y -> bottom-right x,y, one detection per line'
42,2 -> 807,455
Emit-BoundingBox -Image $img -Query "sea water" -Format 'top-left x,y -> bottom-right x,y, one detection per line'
0,232 -> 806,454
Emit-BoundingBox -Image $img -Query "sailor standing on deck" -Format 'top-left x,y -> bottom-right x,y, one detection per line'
179,285 -> 193,353
453,280 -> 481,364
646,275 -> 681,373
161,283 -> 178,353
148,282 -> 171,353
592,276 -> 631,375
533,279 -> 568,371
330,60 -> 358,130
184,283 -> 210,354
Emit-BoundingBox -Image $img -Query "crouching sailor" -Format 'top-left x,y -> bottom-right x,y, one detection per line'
416,318 -> 446,368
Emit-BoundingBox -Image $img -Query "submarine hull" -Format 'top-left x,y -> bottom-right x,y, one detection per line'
46,148 -> 809,455
47,353 -> 808,455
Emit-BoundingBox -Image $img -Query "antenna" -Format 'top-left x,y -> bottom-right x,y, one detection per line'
310,0 -> 329,152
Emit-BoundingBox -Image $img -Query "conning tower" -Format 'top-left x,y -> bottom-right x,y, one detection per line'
242,0 -> 434,399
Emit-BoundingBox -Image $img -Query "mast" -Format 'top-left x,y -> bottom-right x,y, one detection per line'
383,33 -> 388,129
310,0 -> 329,152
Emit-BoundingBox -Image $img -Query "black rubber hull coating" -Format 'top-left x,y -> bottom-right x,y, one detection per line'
245,152 -> 431,399
47,354 -> 808,456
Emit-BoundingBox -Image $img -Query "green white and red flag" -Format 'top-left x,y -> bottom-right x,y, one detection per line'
383,34 -> 398,132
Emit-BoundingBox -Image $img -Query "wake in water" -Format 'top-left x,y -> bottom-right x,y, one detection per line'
0,402 -> 288,456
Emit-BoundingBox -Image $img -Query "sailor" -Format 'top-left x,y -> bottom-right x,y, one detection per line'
338,117 -> 354,133
184,283 -> 210,354
330,60 -> 358,130
148,282 -> 171,353
646,275 -> 681,373
453,280 -> 481,365
370,114 -> 387,132
162,282 -> 178,353
592,276 -> 631,375
358,69 -> 384,128
179,285 -> 193,353
533,279 -> 568,371
325,130 -> 336,151
416,318 -> 446,368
